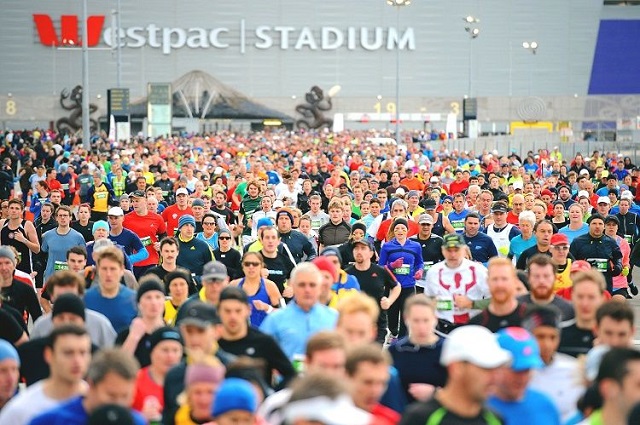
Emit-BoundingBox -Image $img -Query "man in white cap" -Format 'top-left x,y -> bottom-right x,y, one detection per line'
399,325 -> 511,425
106,206 -> 149,270
595,196 -> 611,217
161,187 -> 194,236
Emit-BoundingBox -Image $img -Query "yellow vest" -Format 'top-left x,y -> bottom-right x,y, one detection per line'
92,184 -> 109,213
554,259 -> 573,291
164,300 -> 179,326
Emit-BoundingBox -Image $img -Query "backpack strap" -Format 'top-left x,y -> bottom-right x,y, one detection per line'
425,407 -> 448,425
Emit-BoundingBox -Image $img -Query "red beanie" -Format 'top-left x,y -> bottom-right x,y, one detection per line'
312,256 -> 338,282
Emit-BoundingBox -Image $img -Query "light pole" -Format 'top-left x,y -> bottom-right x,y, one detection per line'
81,0 -> 90,150
463,16 -> 480,98
387,0 -> 410,145
116,0 -> 122,87
522,41 -> 538,96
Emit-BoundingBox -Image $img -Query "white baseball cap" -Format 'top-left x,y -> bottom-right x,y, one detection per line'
107,207 -> 124,217
513,181 -> 524,190
579,169 -> 590,175
440,325 -> 512,369
597,196 -> 611,205
283,394 -> 371,425
621,190 -> 634,201
578,190 -> 590,199
175,188 -> 189,196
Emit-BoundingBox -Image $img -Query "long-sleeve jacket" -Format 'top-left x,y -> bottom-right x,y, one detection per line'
570,233 -> 623,291
378,238 -> 423,288
279,229 -> 317,263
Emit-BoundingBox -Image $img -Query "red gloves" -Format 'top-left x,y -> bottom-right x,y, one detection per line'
389,258 -> 404,269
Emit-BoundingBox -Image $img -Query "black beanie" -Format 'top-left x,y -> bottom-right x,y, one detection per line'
137,278 -> 165,302
52,293 -> 85,321
392,218 -> 409,230
351,222 -> 367,235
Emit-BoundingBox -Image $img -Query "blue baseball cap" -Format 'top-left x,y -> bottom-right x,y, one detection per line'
212,378 -> 257,417
496,327 -> 544,371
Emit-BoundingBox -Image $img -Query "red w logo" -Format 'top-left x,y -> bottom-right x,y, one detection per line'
33,14 -> 105,47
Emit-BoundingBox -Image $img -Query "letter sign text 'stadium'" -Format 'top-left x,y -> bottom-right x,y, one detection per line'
33,14 -> 105,47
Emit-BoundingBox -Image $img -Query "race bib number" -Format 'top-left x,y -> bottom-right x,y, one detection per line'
625,235 -> 633,244
451,220 -> 465,230
96,192 -> 107,199
61,183 -> 69,190
394,264 -> 411,275
54,261 -> 69,271
140,236 -> 152,247
587,258 -> 608,272
436,296 -> 454,311
423,261 -> 434,274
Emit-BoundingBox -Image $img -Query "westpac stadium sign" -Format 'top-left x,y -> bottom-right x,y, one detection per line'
34,14 -> 416,55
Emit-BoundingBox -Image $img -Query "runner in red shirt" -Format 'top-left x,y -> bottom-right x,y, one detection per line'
161,188 -> 193,236
123,191 -> 167,277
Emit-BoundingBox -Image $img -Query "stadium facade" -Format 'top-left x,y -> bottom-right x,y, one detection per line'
1,0 -> 640,135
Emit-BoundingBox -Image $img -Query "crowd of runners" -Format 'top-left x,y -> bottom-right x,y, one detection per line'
0,128 -> 639,424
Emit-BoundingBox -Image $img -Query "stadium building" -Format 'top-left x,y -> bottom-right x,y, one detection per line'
1,0 -> 640,139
